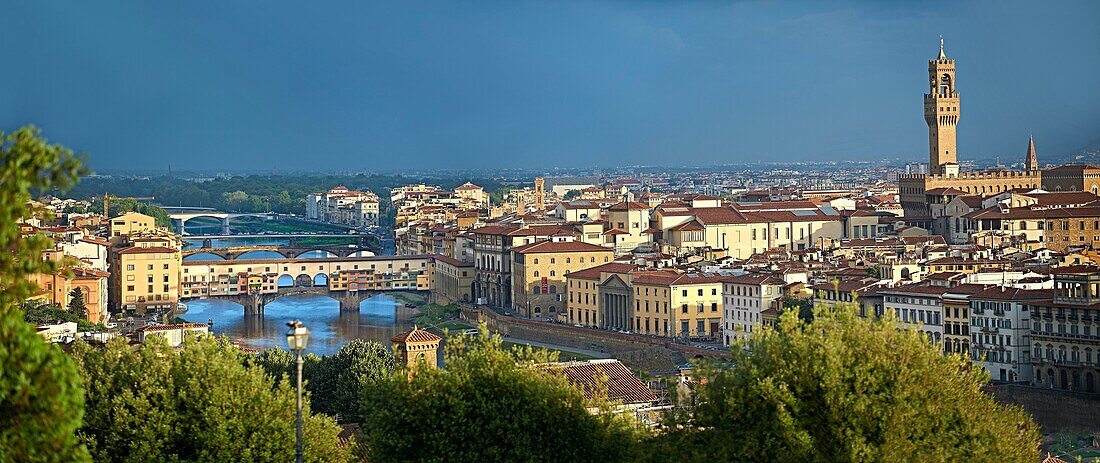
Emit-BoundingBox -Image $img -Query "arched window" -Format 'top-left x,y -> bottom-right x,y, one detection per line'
533,286 -> 541,295
549,270 -> 555,277
533,271 -> 539,277
549,285 -> 557,294
940,73 -> 951,95
533,258 -> 539,264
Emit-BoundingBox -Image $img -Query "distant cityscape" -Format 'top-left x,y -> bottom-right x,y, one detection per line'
11,34 -> 1100,462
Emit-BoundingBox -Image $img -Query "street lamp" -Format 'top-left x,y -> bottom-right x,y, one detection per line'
286,320 -> 310,463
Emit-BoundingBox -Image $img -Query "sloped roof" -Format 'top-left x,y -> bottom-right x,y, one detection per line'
391,327 -> 441,343
566,262 -> 638,280
607,201 -> 650,211
538,359 -> 658,404
668,220 -> 704,232
512,240 -> 611,254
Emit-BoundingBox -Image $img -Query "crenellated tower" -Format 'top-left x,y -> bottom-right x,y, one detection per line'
924,37 -> 960,176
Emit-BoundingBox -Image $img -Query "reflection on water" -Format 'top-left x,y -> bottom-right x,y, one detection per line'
181,294 -> 414,356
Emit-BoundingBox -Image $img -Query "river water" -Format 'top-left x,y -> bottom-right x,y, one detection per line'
180,294 -> 415,356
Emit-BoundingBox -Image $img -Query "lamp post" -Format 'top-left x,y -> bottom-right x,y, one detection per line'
286,320 -> 310,463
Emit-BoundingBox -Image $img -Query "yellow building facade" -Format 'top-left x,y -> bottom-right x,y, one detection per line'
110,236 -> 181,313
511,240 -> 614,319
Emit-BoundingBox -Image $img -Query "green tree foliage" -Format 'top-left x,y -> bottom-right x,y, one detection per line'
1,309 -> 92,463
251,339 -> 395,423
0,126 -> 91,462
72,335 -> 352,463
68,288 -> 87,319
61,173 -> 504,222
89,197 -> 171,226
22,300 -> 102,332
0,125 -> 87,312
649,305 -> 1040,463
355,328 -> 643,463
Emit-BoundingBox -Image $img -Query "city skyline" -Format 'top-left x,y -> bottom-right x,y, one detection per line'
2,1 -> 1098,171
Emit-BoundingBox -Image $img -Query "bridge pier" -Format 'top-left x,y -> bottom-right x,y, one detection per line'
221,217 -> 231,235
186,288 -> 379,316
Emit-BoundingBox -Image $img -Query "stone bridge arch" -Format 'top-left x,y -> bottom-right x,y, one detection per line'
215,287 -> 381,315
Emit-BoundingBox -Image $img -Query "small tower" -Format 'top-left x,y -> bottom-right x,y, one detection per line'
925,37 -> 960,176
391,326 -> 441,372
1025,135 -> 1039,172
534,177 -> 545,211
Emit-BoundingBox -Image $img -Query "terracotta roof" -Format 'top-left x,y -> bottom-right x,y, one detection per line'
968,286 -> 1053,301
1023,191 -> 1100,207
469,224 -> 520,235
607,201 -> 650,211
507,225 -> 576,237
734,200 -> 818,211
927,257 -> 1009,266
79,236 -> 110,246
957,196 -> 985,208
1049,265 -> 1100,275
538,359 -> 657,404
902,236 -> 947,245
878,283 -> 951,296
630,270 -> 683,286
722,273 -> 786,286
691,207 -> 747,225
511,240 -> 611,254
668,220 -> 704,232
391,327 -> 441,343
566,262 -> 638,280
558,201 -> 599,210
431,254 -> 471,267
454,182 -> 482,190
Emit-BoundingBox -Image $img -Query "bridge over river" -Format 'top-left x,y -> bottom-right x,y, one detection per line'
181,254 -> 432,315
183,244 -> 376,261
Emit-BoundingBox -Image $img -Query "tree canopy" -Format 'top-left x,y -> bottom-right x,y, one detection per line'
356,328 -> 644,463
72,335 -> 352,463
648,305 -> 1040,463
22,300 -> 102,332
0,125 -> 91,462
251,339 -> 396,423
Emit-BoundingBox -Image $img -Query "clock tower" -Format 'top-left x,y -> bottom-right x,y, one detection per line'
924,38 -> 960,176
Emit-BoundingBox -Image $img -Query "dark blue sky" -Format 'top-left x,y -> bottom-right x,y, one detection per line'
3,1 -> 1097,171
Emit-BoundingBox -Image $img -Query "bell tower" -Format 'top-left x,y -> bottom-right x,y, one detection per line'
924,37 -> 960,176
1025,135 -> 1039,172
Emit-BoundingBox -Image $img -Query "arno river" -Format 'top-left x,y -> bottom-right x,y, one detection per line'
180,294 -> 416,356
179,235 -> 410,356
